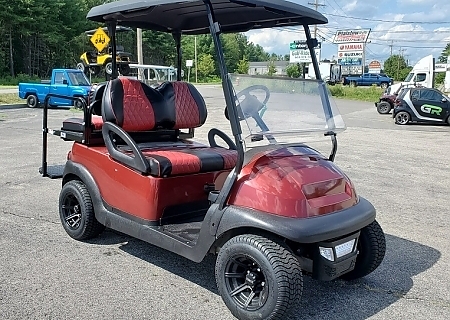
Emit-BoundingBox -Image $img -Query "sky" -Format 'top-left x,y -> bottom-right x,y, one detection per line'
246,0 -> 450,67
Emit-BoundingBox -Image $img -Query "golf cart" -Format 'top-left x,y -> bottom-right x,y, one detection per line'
77,26 -> 133,76
41,1 -> 386,319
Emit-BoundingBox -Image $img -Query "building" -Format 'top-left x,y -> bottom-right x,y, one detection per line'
248,61 -> 290,76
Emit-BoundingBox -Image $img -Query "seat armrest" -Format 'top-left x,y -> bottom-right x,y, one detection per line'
102,122 -> 150,174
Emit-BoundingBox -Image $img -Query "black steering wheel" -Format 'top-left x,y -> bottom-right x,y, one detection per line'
235,85 -> 270,119
208,128 -> 237,150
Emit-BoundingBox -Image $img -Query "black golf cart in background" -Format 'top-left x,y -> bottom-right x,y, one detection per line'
41,1 -> 386,320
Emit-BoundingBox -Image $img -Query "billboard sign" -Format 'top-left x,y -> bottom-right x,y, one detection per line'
337,43 -> 364,52
333,29 -> 371,44
289,41 -> 321,63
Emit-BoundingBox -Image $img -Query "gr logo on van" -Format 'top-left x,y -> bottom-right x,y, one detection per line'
420,104 -> 442,115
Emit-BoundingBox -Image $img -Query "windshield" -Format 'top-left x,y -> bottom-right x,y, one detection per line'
68,72 -> 90,86
404,72 -> 414,82
228,74 -> 345,148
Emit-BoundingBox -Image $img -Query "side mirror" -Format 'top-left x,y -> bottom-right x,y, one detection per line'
63,79 -> 68,85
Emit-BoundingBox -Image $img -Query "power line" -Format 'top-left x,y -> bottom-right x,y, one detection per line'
324,13 -> 450,24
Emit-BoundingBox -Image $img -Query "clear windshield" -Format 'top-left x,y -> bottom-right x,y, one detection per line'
228,74 -> 345,148
68,72 -> 90,86
404,72 -> 414,82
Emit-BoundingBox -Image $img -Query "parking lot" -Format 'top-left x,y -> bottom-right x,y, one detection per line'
1,85 -> 449,320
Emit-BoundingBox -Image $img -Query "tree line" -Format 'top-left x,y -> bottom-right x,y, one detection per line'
1,0 -> 449,83
0,0 -> 278,82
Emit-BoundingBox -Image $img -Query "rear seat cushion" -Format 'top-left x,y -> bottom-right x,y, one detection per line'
62,115 -> 103,132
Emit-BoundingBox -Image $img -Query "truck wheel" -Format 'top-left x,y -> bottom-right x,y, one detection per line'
215,234 -> 303,320
26,94 -> 39,108
341,220 -> 386,281
350,81 -> 357,87
395,111 -> 410,125
59,180 -> 105,240
380,82 -> 389,89
376,101 -> 392,114
105,62 -> 113,75
73,97 -> 85,109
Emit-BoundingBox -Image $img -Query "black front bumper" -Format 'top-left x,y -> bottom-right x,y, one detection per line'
218,197 -> 376,244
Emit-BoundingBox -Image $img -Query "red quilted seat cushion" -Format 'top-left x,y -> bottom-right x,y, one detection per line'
138,145 -> 237,177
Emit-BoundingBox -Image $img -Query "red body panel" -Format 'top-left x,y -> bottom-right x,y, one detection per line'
228,146 -> 357,218
70,143 -> 230,221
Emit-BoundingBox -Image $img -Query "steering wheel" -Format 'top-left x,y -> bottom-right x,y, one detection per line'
208,128 -> 237,150
235,85 -> 270,119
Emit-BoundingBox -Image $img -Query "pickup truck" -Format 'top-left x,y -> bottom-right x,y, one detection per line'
343,73 -> 393,89
19,69 -> 91,108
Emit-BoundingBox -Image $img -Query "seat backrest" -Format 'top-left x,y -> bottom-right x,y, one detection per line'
157,81 -> 207,129
102,78 -> 207,132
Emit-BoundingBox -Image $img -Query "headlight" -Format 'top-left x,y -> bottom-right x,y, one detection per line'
319,247 -> 335,261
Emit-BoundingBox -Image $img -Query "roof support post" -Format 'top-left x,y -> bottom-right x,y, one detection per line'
173,32 -> 182,81
107,21 -> 118,79
203,0 -> 244,209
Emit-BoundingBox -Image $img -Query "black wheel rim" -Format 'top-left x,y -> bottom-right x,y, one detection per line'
379,104 -> 388,112
224,254 -> 269,311
61,194 -> 82,230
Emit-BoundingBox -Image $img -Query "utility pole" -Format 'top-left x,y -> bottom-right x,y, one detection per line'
194,36 -> 198,83
389,40 -> 394,56
137,28 -> 143,80
308,0 -> 326,38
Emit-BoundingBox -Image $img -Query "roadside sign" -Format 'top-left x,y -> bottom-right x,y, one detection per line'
186,60 -> 193,67
90,27 -> 110,52
289,41 -> 321,63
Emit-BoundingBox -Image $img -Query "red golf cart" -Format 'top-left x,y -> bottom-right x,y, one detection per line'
40,1 -> 386,319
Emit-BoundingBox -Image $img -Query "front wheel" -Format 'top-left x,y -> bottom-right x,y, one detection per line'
350,81 -> 357,87
340,220 -> 386,280
59,180 -> 105,240
215,234 -> 303,320
380,82 -> 389,89
105,62 -> 113,75
395,111 -> 410,125
377,101 -> 392,114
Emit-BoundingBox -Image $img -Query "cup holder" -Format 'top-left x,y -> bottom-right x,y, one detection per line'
208,190 -> 220,203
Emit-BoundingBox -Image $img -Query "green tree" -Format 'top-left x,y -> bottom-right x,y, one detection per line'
236,57 -> 249,74
438,43 -> 450,63
383,54 -> 408,81
267,60 -> 277,76
197,53 -> 215,81
285,63 -> 301,78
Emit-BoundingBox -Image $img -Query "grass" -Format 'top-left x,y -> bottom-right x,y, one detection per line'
0,93 -> 24,105
0,85 -> 18,89
328,84 -> 384,102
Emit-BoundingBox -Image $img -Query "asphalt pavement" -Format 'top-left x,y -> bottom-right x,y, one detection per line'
0,85 -> 449,319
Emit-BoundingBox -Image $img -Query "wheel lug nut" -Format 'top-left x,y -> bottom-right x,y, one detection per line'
257,268 -> 260,272
261,282 -> 265,286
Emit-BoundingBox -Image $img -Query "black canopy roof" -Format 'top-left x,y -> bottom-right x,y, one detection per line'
86,0 -> 328,35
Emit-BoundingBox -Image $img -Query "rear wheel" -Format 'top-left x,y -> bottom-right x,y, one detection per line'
26,94 -> 39,108
377,101 -> 392,114
395,111 -> 410,125
341,220 -> 386,280
215,234 -> 303,320
59,180 -> 105,240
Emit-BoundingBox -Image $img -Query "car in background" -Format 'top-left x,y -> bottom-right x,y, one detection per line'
393,87 -> 450,125
375,83 -> 420,114
343,73 -> 393,89
19,69 -> 91,108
